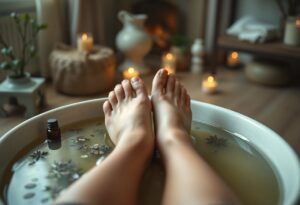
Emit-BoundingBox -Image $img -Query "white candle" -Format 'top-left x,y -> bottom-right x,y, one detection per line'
284,17 -> 300,46
77,33 -> 93,52
202,75 -> 218,94
227,51 -> 239,67
162,52 -> 176,73
123,67 -> 140,80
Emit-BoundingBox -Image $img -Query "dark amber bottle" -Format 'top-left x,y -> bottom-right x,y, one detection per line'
47,118 -> 61,141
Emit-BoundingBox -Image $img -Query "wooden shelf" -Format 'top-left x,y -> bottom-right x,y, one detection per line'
218,35 -> 300,63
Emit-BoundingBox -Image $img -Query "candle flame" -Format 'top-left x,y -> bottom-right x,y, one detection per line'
231,52 -> 239,59
128,67 -> 135,74
208,76 -> 215,83
166,53 -> 174,61
296,19 -> 300,26
81,33 -> 88,40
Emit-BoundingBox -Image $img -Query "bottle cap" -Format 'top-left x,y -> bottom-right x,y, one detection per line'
47,118 -> 59,129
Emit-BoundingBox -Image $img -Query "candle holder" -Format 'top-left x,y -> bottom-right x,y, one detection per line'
201,74 -> 218,94
77,32 -> 94,52
226,51 -> 241,69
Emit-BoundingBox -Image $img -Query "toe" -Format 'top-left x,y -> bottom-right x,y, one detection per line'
131,77 -> 148,99
108,91 -> 118,108
186,94 -> 191,107
174,81 -> 182,104
151,69 -> 168,95
122,79 -> 133,99
166,74 -> 176,93
114,84 -> 125,102
180,87 -> 187,106
103,100 -> 112,116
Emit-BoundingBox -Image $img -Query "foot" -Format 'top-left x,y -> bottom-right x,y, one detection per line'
151,69 -> 192,151
103,77 -> 154,153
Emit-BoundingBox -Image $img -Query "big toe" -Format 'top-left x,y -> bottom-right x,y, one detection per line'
131,77 -> 148,99
151,69 -> 168,96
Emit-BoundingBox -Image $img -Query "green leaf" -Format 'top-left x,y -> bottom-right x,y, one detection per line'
10,12 -> 17,19
28,45 -> 37,57
1,47 -> 13,56
0,62 -> 12,70
10,12 -> 20,24
12,59 -> 22,68
38,24 -> 48,30
21,13 -> 31,23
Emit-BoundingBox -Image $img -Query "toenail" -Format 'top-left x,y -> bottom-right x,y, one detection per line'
131,77 -> 139,83
159,69 -> 167,76
122,80 -> 129,84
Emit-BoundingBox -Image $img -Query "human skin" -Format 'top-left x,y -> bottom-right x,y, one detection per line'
55,69 -> 240,205
151,69 -> 241,205
55,77 -> 154,205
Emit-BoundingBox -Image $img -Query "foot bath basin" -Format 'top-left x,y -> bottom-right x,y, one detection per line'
0,99 -> 299,205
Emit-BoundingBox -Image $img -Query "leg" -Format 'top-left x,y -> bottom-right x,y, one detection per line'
56,78 -> 154,205
151,69 -> 241,205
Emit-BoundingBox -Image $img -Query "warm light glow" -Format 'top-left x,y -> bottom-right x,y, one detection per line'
202,75 -> 218,94
128,67 -> 135,74
123,67 -> 140,79
166,53 -> 174,61
81,33 -> 88,40
231,52 -> 239,59
208,76 -> 215,83
296,19 -> 300,27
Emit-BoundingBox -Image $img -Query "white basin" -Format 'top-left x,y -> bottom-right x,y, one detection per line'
0,99 -> 299,205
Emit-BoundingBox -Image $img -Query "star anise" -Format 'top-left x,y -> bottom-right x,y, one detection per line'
28,150 -> 48,165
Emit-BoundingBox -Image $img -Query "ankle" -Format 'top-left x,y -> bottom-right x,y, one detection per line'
116,129 -> 154,155
158,129 -> 192,152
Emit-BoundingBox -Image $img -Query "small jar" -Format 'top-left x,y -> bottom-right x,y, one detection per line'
47,118 -> 61,141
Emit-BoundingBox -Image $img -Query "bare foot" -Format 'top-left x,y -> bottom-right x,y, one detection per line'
151,69 -> 192,152
103,77 -> 154,153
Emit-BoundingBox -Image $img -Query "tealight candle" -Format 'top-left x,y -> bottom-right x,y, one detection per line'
77,33 -> 93,52
162,52 -> 176,73
227,51 -> 240,67
202,75 -> 218,94
123,67 -> 140,80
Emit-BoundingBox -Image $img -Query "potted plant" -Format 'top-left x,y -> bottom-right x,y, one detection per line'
275,0 -> 300,45
0,12 -> 47,81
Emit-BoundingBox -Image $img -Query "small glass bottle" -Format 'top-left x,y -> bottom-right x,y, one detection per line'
47,118 -> 61,141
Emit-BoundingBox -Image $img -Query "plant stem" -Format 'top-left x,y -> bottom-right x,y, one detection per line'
0,33 -> 16,60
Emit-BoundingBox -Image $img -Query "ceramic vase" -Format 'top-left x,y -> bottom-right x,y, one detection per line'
116,10 -> 152,74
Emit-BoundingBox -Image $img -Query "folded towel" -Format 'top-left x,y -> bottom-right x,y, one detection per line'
226,16 -> 279,43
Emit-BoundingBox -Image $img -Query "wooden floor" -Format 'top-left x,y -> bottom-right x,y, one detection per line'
1,68 -> 300,158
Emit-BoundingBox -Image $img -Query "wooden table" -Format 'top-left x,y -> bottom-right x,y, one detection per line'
1,68 -> 300,158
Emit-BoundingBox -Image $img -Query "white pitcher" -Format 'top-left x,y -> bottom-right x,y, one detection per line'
116,10 -> 152,74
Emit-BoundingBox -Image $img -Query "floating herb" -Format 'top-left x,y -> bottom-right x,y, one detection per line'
89,144 -> 112,156
206,135 -> 227,149
28,150 -> 48,165
47,160 -> 82,183
24,183 -> 37,189
43,185 -> 63,199
73,136 -> 89,143
23,192 -> 35,199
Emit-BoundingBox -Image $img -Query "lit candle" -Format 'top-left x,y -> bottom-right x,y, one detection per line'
77,33 -> 93,52
202,75 -> 218,94
162,52 -> 176,73
227,51 -> 240,67
123,67 -> 140,80
284,17 -> 300,46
